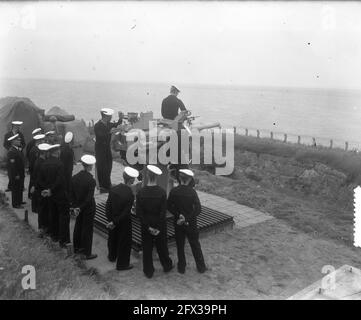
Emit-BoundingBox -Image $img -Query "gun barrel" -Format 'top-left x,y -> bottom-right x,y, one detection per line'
192,122 -> 221,131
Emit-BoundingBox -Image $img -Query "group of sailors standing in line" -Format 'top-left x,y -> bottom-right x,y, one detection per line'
3,86 -> 207,277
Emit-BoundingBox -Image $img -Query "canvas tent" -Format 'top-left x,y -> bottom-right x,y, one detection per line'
0,97 -> 44,162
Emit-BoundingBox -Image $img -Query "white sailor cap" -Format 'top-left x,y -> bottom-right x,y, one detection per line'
7,133 -> 19,142
47,144 -> 61,151
81,154 -> 96,165
64,132 -> 73,143
32,128 -> 42,135
38,143 -> 51,151
100,108 -> 114,116
179,169 -> 194,177
33,134 -> 46,140
147,165 -> 162,176
12,121 -> 23,125
45,130 -> 56,136
124,166 -> 139,178
170,85 -> 180,93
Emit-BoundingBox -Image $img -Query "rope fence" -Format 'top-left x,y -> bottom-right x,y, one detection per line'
231,126 -> 361,152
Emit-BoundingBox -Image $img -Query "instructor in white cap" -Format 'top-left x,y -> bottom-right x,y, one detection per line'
105,166 -> 139,270
70,155 -> 97,260
161,86 -> 187,120
94,108 -> 123,193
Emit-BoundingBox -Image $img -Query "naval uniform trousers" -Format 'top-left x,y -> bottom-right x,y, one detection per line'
73,206 -> 96,256
141,223 -> 173,277
107,217 -> 132,269
174,221 -> 206,272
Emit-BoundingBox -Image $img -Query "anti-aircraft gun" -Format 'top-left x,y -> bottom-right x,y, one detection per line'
111,110 -> 221,194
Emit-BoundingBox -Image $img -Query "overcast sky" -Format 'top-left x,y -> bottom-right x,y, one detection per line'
1,1 -> 361,89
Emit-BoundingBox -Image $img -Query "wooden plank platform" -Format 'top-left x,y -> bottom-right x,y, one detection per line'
94,201 -> 234,252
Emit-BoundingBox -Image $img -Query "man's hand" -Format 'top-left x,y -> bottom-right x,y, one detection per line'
176,214 -> 187,226
106,222 -> 116,230
41,189 -> 52,197
30,186 -> 35,194
149,227 -> 160,236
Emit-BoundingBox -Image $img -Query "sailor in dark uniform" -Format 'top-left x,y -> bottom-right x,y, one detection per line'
106,166 -> 139,271
60,132 -> 75,194
33,143 -> 50,235
38,144 -> 70,247
44,131 -> 57,144
6,134 -> 25,208
94,108 -> 122,193
167,169 -> 206,274
3,121 -> 26,151
26,128 -> 42,162
28,134 -> 46,211
70,155 -> 97,260
136,165 -> 173,278
3,121 -> 26,192
161,85 -> 187,120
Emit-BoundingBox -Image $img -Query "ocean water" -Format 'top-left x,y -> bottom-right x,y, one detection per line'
1,78 -> 361,148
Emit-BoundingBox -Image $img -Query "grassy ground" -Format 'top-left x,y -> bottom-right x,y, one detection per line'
1,134 -> 361,299
0,205 -> 113,300
233,134 -> 361,182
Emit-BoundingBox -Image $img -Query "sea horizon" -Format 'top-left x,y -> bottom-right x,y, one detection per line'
1,77 -> 361,149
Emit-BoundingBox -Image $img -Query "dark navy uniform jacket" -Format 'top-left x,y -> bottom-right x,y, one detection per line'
60,144 -> 75,180
161,95 -> 186,120
37,156 -> 67,202
3,131 -> 26,151
136,185 -> 167,230
94,120 -> 121,154
106,183 -> 134,225
70,170 -> 96,213
167,185 -> 201,225
7,146 -> 25,181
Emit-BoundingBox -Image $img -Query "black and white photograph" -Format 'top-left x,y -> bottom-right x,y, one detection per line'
1,0 -> 361,306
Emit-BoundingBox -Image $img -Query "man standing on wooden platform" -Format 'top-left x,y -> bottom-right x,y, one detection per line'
6,134 -> 25,209
70,155 -> 97,260
105,166 -> 139,270
94,108 -> 123,193
136,165 -> 173,278
167,169 -> 206,274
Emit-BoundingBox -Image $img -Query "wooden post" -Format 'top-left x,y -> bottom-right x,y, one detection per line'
233,126 -> 236,135
284,134 -> 287,143
245,128 -> 248,136
298,136 -> 301,144
270,132 -> 273,140
312,137 -> 316,147
24,209 -> 28,223
66,243 -> 74,256
256,130 -> 260,138
330,139 -> 333,149
345,141 -> 349,151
